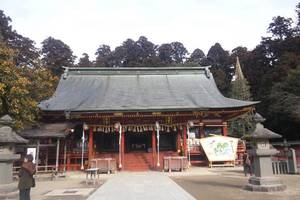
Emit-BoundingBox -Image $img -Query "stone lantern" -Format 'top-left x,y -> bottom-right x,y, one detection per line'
0,115 -> 28,198
245,113 -> 286,192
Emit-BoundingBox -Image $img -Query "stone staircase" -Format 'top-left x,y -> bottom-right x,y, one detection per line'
123,152 -> 153,171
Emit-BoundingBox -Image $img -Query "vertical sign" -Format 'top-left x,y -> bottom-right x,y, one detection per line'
26,148 -> 37,163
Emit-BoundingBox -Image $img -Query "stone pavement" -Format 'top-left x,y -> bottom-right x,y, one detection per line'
30,172 -> 108,200
87,172 -> 196,200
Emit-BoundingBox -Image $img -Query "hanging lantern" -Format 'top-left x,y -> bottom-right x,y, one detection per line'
83,123 -> 89,131
173,126 -> 177,132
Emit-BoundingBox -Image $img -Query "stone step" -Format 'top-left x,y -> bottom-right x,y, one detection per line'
123,153 -> 152,170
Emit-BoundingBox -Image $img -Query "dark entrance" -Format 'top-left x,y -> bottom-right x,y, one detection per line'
160,132 -> 177,151
125,132 -> 151,152
94,133 -> 119,152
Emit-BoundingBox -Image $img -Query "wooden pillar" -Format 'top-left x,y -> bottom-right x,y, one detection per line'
199,122 -> 205,138
88,127 -> 94,165
152,130 -> 156,168
121,130 -> 125,168
183,126 -> 187,157
56,138 -> 60,172
67,154 -> 71,171
63,140 -> 67,172
222,122 -> 228,136
177,130 -> 181,153
36,140 -> 40,173
45,148 -> 48,172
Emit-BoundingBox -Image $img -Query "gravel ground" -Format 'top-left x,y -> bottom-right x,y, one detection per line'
172,170 -> 300,200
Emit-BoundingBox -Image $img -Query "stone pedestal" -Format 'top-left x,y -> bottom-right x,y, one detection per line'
0,182 -> 19,200
245,176 -> 286,192
0,154 -> 20,184
245,148 -> 286,192
0,154 -> 20,199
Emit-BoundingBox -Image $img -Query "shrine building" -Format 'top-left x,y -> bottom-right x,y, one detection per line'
21,66 -> 258,171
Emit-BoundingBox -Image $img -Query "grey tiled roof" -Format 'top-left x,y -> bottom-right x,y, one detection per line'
0,126 -> 28,143
20,123 -> 75,138
250,123 -> 282,139
39,67 -> 258,112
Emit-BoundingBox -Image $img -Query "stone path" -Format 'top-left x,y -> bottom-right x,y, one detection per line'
87,172 -> 196,200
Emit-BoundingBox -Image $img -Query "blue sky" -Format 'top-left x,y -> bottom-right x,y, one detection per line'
1,0 -> 299,59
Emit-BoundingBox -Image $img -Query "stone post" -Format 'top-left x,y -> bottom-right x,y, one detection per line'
0,115 -> 28,199
245,113 -> 286,192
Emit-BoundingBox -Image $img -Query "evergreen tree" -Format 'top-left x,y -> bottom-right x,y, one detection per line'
229,57 -> 255,137
77,53 -> 93,67
41,37 -> 76,76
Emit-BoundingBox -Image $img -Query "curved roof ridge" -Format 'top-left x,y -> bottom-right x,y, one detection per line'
39,67 -> 258,112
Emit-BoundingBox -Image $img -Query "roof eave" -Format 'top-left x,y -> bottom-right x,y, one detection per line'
41,104 -> 257,114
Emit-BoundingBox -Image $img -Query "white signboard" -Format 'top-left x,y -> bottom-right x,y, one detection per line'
200,136 -> 239,162
26,148 -> 37,163
188,132 -> 195,139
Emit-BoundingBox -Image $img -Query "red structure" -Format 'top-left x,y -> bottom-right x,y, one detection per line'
33,67 -> 257,171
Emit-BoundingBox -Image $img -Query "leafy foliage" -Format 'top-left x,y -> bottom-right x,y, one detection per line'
95,45 -> 112,67
188,48 -> 205,64
206,43 -> 232,95
158,43 -> 173,64
266,63 -> 300,139
170,42 -> 188,63
41,37 -> 76,76
228,57 -> 255,137
0,43 -> 33,129
0,10 -> 39,68
267,16 -> 294,40
77,53 -> 93,67
0,42 -> 57,129
235,4 -> 300,140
